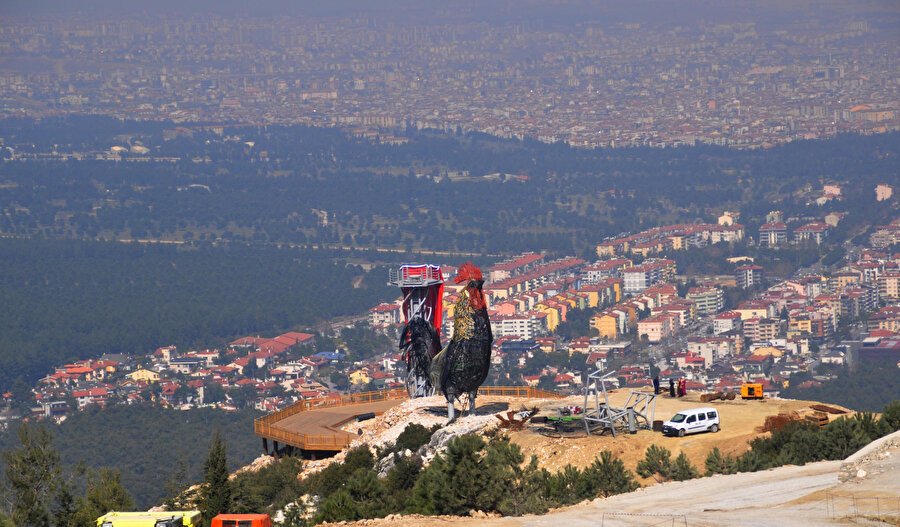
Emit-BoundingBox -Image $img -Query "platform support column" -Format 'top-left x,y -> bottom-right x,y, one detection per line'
262,438 -> 269,455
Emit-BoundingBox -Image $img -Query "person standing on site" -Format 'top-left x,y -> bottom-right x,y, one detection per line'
669,378 -> 676,397
653,375 -> 660,395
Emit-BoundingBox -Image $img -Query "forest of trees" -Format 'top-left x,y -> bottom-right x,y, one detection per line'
1,118 -> 897,257
0,404 -> 261,509
1,119 -> 896,389
781,358 -> 900,412
0,239 -> 398,388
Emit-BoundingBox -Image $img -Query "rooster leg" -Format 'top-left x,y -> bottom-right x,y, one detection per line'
447,401 -> 456,423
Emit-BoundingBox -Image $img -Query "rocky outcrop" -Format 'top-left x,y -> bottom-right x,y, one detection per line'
838,429 -> 900,483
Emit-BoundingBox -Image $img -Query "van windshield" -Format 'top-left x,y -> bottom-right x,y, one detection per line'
669,413 -> 687,423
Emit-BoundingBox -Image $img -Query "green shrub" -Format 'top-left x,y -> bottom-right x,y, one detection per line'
881,400 -> 900,431
670,452 -> 699,481
821,417 -> 869,460
580,450 -> 640,497
636,445 -> 673,483
704,447 -> 735,476
313,489 -> 360,524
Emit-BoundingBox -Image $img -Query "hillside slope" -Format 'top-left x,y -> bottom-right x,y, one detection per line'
305,391 -> 897,526
344,429 -> 900,526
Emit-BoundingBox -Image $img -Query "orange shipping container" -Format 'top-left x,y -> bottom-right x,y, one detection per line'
211,514 -> 272,527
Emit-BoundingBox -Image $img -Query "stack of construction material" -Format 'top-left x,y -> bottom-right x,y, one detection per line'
700,392 -> 724,402
805,411 -> 829,429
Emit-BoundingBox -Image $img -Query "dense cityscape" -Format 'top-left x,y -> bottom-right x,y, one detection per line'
1,1 -> 899,525
1,3 -> 898,149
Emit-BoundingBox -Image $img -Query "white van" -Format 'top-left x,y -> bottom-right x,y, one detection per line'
661,407 -> 720,437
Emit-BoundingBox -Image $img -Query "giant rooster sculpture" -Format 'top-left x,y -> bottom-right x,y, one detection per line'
431,262 -> 493,422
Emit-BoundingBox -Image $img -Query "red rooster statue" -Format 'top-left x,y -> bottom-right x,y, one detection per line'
430,262 -> 493,422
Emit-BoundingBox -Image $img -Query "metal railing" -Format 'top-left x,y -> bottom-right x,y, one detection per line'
254,385 -> 562,451
826,492 -> 900,521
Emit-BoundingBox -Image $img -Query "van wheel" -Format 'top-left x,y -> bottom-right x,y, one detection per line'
710,424 -> 719,433
678,429 -> 685,437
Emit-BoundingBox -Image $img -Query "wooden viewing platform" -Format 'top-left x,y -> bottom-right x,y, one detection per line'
253,386 -> 561,456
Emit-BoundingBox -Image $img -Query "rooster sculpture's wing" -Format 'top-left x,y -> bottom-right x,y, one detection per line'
400,317 -> 440,398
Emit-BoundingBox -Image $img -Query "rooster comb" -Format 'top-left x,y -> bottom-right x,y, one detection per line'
454,261 -> 483,284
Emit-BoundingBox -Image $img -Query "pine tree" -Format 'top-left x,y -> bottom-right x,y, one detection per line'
52,477 -> 78,527
550,464 -> 584,505
72,468 -> 135,526
853,412 -> 891,441
346,467 -> 391,518
280,500 -> 308,527
200,431 -> 232,525
384,455 -> 422,509
635,444 -> 673,483
882,400 -> 900,431
735,448 -> 765,472
821,417 -> 869,460
670,452 -> 699,481
704,447 -> 735,476
2,423 -> 61,527
781,428 -> 823,465
313,490 -> 360,524
485,437 -> 542,516
163,455 -> 189,511
407,434 -> 498,516
580,450 -> 640,498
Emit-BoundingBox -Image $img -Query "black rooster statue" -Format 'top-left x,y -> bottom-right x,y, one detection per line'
399,316 -> 441,398
431,262 -> 493,422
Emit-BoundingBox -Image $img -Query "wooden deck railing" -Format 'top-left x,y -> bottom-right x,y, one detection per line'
254,385 -> 563,451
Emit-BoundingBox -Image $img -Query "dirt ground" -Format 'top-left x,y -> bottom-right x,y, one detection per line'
504,389 -> 837,484
299,389 -> 850,483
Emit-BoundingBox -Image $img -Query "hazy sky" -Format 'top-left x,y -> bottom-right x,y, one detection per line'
5,0 -> 897,30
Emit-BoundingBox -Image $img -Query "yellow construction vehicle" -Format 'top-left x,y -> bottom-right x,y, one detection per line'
96,511 -> 201,527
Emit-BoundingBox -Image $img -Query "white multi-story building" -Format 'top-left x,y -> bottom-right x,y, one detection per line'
490,314 -> 542,339
714,311 -> 742,335
686,286 -> 724,315
623,264 -> 662,294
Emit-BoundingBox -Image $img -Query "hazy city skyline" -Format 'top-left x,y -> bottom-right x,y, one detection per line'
2,0 -> 897,149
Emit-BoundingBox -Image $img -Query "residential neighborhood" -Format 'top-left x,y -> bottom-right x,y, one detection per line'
5,205 -> 900,427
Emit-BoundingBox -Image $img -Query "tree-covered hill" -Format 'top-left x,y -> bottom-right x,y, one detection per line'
781,359 -> 900,412
0,404 -> 261,509
1,118 -> 897,256
0,239 -> 397,388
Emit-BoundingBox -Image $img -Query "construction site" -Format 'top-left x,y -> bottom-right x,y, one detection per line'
253,381 -> 863,480
248,264 -> 899,525
247,382 -> 900,526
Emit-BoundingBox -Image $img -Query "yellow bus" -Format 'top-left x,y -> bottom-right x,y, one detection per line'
96,511 -> 202,527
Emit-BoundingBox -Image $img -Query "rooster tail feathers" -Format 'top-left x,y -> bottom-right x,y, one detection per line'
430,346 -> 448,394
454,261 -> 483,284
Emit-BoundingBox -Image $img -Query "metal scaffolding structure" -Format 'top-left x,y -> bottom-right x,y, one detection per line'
583,369 -> 657,437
